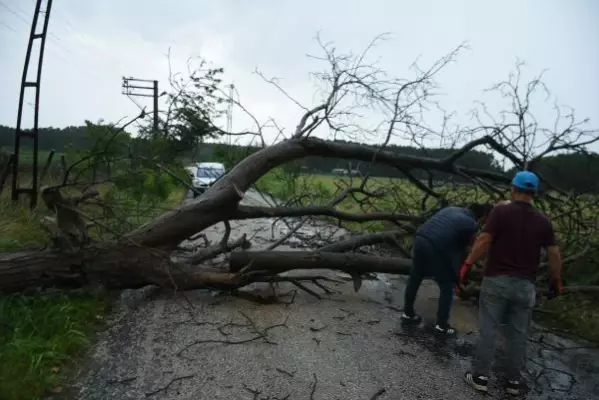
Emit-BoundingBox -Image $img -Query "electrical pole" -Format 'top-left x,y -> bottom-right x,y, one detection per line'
11,0 -> 54,208
153,80 -> 159,133
226,84 -> 235,145
121,77 -> 159,133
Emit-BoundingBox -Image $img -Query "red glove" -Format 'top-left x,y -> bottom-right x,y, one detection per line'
459,262 -> 473,283
456,262 -> 473,294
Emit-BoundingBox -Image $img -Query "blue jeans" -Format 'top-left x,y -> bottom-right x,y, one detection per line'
472,276 -> 536,380
403,236 -> 457,328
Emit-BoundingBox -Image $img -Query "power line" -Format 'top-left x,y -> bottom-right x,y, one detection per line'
51,9 -> 123,67
0,14 -> 102,80
0,1 -> 30,25
1,0 -> 113,80
0,18 -> 17,33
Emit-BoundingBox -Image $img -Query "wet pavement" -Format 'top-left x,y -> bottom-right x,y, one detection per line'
72,190 -> 599,399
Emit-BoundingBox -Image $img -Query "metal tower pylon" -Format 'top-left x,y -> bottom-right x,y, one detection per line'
11,0 -> 54,208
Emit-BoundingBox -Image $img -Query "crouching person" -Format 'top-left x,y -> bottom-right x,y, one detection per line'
401,203 -> 493,335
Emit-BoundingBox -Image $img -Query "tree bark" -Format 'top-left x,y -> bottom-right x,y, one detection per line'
123,136 -> 511,250
0,245 -> 242,294
229,250 -> 413,275
0,247 -> 415,294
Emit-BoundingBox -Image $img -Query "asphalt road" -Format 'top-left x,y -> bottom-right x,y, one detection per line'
72,190 -> 599,399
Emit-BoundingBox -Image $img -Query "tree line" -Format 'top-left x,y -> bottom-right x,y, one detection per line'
1,124 -> 598,193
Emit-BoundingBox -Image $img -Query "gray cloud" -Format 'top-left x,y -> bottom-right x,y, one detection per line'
0,0 -> 597,148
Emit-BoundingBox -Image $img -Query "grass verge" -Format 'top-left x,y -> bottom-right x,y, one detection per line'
536,294 -> 599,342
0,185 -> 186,399
0,197 -> 109,400
0,293 -> 109,400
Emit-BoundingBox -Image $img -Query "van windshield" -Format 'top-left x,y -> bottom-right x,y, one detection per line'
196,167 -> 224,179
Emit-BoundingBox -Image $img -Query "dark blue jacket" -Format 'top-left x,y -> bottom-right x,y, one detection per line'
416,206 -> 478,269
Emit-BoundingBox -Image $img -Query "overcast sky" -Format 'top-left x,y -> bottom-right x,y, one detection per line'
0,0 -> 597,148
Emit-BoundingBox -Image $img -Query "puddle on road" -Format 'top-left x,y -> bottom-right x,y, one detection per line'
395,322 -> 599,399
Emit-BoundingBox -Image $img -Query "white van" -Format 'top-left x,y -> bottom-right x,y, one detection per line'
191,162 -> 226,196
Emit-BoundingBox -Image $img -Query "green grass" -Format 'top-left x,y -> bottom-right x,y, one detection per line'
536,294 -> 599,342
0,293 -> 109,400
0,198 -> 106,400
1,147 -> 62,167
0,183 -> 186,399
0,199 -> 47,251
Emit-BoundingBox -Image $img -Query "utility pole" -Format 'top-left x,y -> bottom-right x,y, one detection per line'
121,77 -> 159,133
226,84 -> 235,145
11,0 -> 54,208
153,80 -> 159,134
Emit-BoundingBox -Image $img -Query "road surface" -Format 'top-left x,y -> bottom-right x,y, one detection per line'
72,190 -> 599,399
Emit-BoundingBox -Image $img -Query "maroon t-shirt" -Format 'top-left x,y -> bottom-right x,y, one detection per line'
484,201 -> 557,281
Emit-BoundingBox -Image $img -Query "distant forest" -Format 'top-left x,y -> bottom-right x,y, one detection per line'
1,124 -> 598,193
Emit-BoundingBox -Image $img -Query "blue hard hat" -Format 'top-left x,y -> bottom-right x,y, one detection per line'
511,170 -> 540,191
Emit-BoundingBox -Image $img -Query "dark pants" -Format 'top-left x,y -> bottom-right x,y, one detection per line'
403,236 -> 457,328
472,276 -> 535,380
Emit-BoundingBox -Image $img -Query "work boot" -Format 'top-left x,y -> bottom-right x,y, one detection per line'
464,372 -> 489,393
505,379 -> 522,396
434,324 -> 456,336
400,313 -> 422,325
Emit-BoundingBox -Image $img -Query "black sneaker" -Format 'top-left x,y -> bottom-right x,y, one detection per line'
506,380 -> 521,396
464,371 -> 489,393
400,313 -> 422,324
434,324 -> 456,336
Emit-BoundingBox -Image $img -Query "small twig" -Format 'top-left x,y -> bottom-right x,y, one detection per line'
311,279 -> 338,294
107,376 -> 137,384
276,367 -> 296,377
291,281 -> 321,299
369,388 -> 387,400
285,289 -> 298,307
309,325 -> 327,332
145,374 -> 195,397
243,383 -> 261,400
395,349 -> 416,358
310,373 -> 318,400
176,336 -> 265,356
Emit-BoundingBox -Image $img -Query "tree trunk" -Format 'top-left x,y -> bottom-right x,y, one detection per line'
0,246 -> 415,294
123,137 -> 512,250
229,250 -> 413,275
0,245 -> 242,294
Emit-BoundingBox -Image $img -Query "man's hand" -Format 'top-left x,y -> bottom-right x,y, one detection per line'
456,262 -> 473,293
459,262 -> 472,283
546,245 -> 562,300
547,277 -> 564,300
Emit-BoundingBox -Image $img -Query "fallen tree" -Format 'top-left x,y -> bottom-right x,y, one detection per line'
1,37 -> 599,300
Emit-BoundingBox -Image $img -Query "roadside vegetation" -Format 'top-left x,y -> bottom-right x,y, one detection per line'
0,182 -> 185,400
257,170 -> 599,342
0,117 -> 188,400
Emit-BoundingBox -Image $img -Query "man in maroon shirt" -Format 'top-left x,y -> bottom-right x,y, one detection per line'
460,171 -> 563,396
